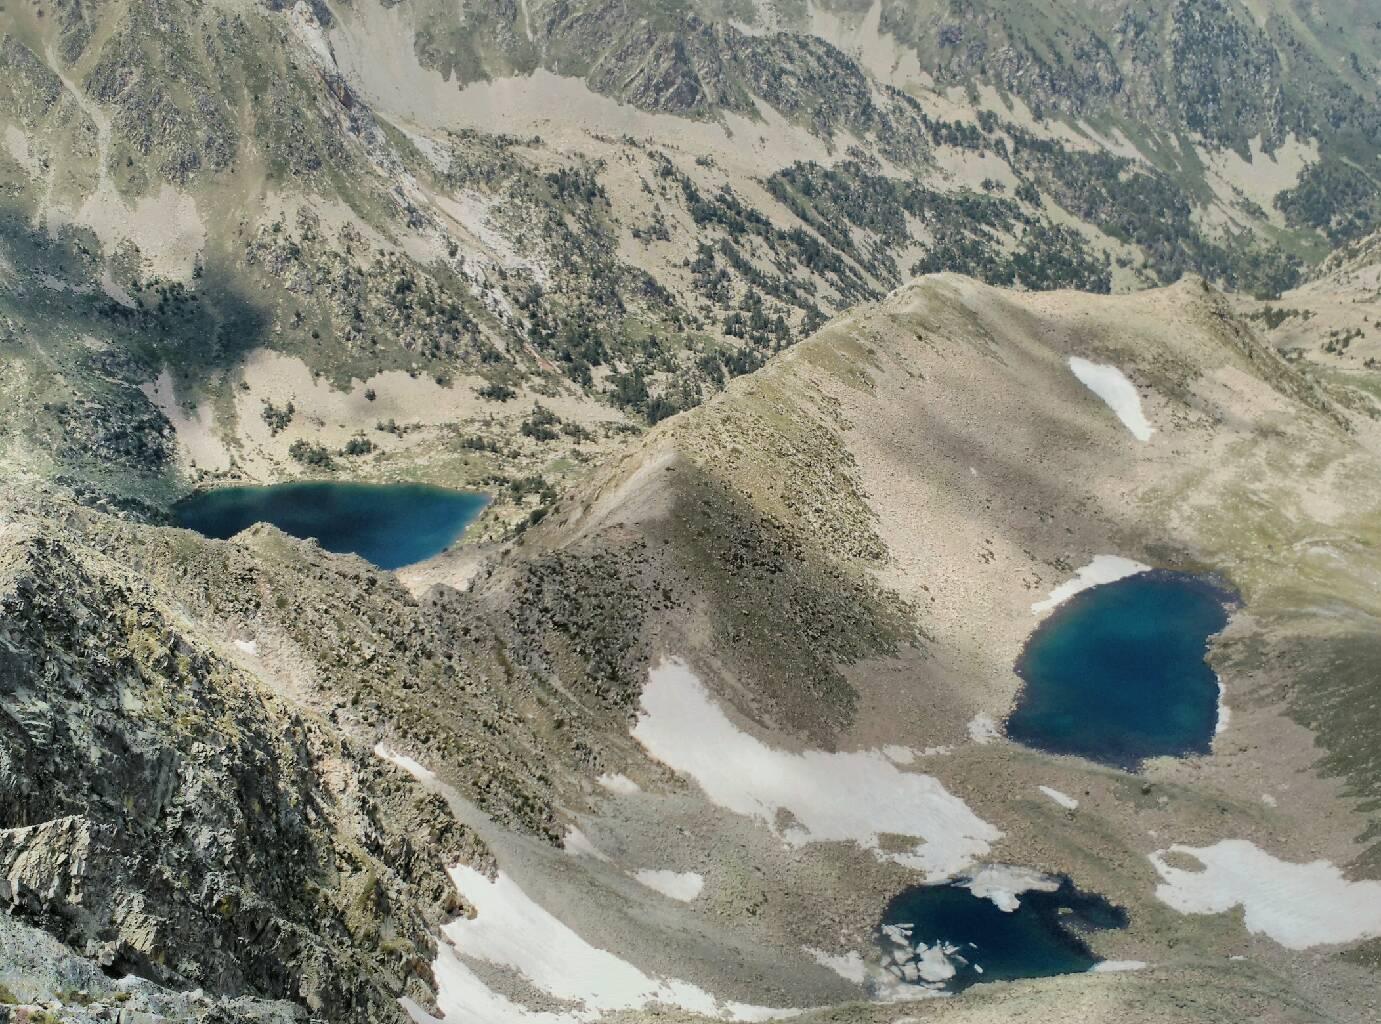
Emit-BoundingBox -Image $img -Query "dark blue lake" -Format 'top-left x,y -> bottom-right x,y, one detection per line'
1006,570 -> 1235,768
879,877 -> 1126,992
174,482 -> 488,570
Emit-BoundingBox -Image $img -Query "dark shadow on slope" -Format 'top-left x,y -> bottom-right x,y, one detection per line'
646,460 -> 921,743
0,529 -> 469,1023
0,212 -> 273,503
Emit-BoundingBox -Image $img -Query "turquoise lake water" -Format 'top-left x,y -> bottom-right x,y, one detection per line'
174,482 -> 488,570
1006,570 -> 1235,768
879,878 -> 1127,991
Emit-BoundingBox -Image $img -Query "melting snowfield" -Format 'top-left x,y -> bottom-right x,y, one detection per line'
804,948 -> 867,985
634,869 -> 705,902
1030,554 -> 1150,615
562,826 -> 611,863
376,745 -> 796,1024
426,867 -> 794,1022
632,658 -> 1001,878
1068,357 -> 1155,442
1149,840 -> 1381,949
596,772 -> 641,795
961,865 -> 1061,913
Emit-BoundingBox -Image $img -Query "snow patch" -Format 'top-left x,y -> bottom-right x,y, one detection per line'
378,746 -> 797,1023
1068,356 -> 1154,441
404,942 -> 567,1024
632,659 -> 1001,878
966,713 -> 999,745
233,639 -> 259,657
1031,555 -> 1150,615
1038,786 -> 1079,810
1216,679 -> 1231,735
562,826 -> 611,864
804,948 -> 866,985
1150,840 -> 1381,949
596,773 -> 640,796
431,866 -> 795,1021
960,864 -> 1060,913
883,745 -> 915,764
444,867 -> 681,1011
1091,960 -> 1148,973
633,869 -> 704,902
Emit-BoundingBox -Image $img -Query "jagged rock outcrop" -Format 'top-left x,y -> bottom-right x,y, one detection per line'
0,526 -> 484,1022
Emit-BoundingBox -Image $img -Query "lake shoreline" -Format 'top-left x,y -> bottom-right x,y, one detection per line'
174,480 -> 489,570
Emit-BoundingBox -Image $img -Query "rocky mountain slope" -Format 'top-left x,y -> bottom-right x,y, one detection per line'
401,272 -> 1381,1022
4,273 -> 1381,1020
0,516 -> 491,1022
2,0 -> 1378,519
3,0 -> 1381,1021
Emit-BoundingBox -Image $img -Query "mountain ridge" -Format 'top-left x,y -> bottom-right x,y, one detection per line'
3,1 -> 1381,1020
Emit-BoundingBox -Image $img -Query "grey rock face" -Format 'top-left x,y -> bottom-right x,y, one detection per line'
0,528 -> 485,1022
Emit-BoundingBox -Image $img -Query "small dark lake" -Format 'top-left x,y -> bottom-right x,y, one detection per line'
879,877 -> 1127,992
1006,570 -> 1235,768
174,482 -> 488,571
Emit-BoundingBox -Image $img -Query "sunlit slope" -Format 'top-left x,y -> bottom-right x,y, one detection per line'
495,273 -> 1381,1017
3,271 -> 1378,1020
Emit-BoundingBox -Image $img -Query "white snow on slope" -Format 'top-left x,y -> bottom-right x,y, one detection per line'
966,713 -> 1000,745
1031,555 -> 1150,615
597,773 -> 641,795
1091,960 -> 1148,973
961,865 -> 1060,912
441,867 -> 714,1015
376,745 -> 798,1023
1149,840 -> 1381,949
632,659 -> 1001,878
404,942 -> 568,1024
1038,786 -> 1079,810
1216,680 -> 1231,735
634,869 -> 705,902
804,948 -> 866,985
562,826 -> 611,864
1068,356 -> 1154,441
